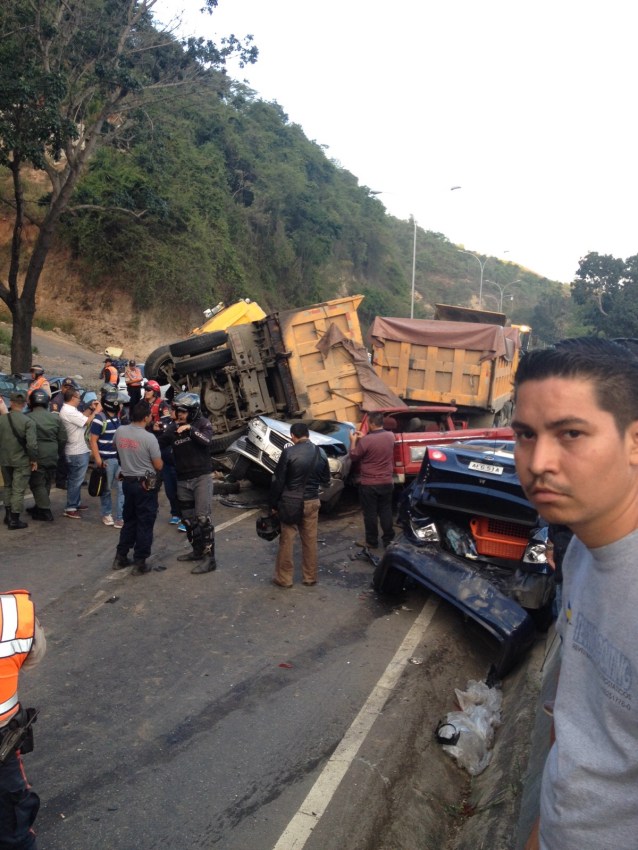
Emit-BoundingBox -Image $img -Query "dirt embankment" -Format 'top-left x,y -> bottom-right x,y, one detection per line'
0,213 -> 205,370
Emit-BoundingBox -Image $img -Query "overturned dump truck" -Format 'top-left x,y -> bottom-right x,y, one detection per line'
144,295 -> 403,453
369,304 -> 522,428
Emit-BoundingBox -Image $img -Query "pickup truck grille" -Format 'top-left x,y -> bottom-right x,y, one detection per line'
269,431 -> 290,452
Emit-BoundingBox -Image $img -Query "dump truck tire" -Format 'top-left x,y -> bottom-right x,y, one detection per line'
169,331 -> 228,358
144,345 -> 173,383
173,347 -> 233,376
210,426 -> 247,455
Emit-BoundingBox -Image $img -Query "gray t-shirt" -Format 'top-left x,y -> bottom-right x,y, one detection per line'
540,530 -> 638,850
113,424 -> 161,478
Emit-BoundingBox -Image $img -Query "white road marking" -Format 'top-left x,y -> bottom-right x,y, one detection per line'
272,596 -> 440,850
216,508 -> 261,532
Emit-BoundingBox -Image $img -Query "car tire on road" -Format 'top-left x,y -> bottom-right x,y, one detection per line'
169,331 -> 228,358
373,559 -> 406,595
173,348 -> 233,377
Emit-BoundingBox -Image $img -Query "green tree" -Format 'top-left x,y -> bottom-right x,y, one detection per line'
0,0 -> 256,371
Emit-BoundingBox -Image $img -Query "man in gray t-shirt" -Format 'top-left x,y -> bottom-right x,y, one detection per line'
112,401 -> 163,576
512,338 -> 638,850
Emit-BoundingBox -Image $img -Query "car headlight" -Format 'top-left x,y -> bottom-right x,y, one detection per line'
410,446 -> 426,463
409,519 -> 440,543
328,457 -> 344,478
523,526 -> 549,564
250,418 -> 268,437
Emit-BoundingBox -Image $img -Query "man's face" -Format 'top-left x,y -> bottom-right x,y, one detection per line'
513,376 -> 638,547
175,408 -> 188,423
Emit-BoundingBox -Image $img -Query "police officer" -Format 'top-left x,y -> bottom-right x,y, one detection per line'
0,589 -> 46,850
160,393 -> 217,574
0,392 -> 38,530
27,389 -> 67,522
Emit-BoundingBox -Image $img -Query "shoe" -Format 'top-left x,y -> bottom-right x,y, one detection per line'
64,509 -> 81,519
77,504 -> 89,511
191,557 -> 217,574
113,519 -> 124,529
177,551 -> 204,562
177,522 -> 187,532
131,560 -> 152,576
102,514 -> 114,526
302,580 -> 317,586
32,508 -> 54,522
272,578 -> 293,588
169,516 -> 181,525
356,540 -> 378,549
112,554 -> 132,570
8,513 -> 28,530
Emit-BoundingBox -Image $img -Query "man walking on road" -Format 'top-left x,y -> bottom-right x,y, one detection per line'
112,401 -> 163,576
159,393 -> 217,574
0,391 -> 38,530
269,422 -> 330,587
0,588 -> 46,850
349,410 -> 395,549
59,388 -> 101,519
513,338 -> 638,850
27,389 -> 67,522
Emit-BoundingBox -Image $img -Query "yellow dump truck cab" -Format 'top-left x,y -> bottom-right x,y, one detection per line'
191,299 -> 267,335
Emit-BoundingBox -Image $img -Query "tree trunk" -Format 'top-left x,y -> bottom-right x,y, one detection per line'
10,298 -> 35,373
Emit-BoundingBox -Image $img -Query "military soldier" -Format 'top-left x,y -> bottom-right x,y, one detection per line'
0,392 -> 38,530
27,389 -> 67,522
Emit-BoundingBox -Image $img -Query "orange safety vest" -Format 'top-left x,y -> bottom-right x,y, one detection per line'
0,590 -> 35,726
27,376 -> 51,399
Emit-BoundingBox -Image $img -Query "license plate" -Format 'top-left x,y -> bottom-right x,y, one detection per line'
468,461 -> 503,475
270,447 -> 282,463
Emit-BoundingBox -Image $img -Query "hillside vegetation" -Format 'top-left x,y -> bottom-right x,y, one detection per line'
0,1 -> 585,357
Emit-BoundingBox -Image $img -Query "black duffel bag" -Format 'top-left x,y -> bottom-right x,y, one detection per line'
88,466 -> 107,497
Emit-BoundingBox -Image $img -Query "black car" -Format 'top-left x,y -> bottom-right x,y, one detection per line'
373,440 -> 555,678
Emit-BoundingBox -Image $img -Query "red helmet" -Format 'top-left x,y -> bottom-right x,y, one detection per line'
144,380 -> 161,396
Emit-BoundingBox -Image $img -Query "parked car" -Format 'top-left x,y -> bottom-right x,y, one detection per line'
0,373 -> 30,408
373,440 -> 555,678
228,415 -> 355,512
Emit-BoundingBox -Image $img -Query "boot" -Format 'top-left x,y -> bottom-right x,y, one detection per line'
176,550 -> 204,562
3,507 -> 10,526
190,556 -> 217,574
131,559 -> 151,576
8,513 -> 28,530
32,507 -> 54,522
112,553 -> 132,570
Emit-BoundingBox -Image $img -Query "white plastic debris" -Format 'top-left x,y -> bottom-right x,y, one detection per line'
437,679 -> 502,775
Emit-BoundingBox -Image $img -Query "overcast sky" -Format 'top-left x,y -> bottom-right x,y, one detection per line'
156,0 -> 638,284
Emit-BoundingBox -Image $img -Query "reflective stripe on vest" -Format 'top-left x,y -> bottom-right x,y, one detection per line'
0,591 -> 35,725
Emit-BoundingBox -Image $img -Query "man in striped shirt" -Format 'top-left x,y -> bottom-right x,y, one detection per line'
89,389 -> 124,528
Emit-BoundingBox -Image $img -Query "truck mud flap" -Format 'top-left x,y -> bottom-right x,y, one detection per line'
377,538 -> 536,678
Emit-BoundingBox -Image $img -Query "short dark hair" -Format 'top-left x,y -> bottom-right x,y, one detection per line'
290,422 -> 309,439
368,411 -> 385,428
63,388 -> 79,402
514,337 -> 638,434
131,400 -> 151,422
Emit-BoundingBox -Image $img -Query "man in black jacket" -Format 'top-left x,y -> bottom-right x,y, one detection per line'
269,422 -> 330,588
160,393 -> 217,574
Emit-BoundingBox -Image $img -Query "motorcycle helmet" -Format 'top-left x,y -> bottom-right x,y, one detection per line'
102,390 -> 121,413
29,388 -> 50,408
144,380 -> 161,397
173,391 -> 201,423
30,364 -> 45,376
256,513 -> 281,541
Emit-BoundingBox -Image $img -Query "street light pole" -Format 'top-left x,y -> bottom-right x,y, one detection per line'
484,279 -> 522,311
457,250 -> 490,309
411,216 -> 417,319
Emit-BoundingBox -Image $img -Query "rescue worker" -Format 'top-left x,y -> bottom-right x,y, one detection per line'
0,392 -> 38,530
26,389 -> 67,522
0,589 -> 46,850
159,393 -> 217,574
124,360 -> 143,407
142,381 -> 163,430
26,366 -> 50,402
101,357 -> 119,386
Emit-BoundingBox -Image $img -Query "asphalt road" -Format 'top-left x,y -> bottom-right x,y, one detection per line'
3,479 -> 513,850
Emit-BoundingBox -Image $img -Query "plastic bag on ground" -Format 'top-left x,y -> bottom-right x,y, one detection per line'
437,679 -> 503,776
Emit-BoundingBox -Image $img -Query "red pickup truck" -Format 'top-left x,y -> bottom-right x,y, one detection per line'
359,406 -> 514,484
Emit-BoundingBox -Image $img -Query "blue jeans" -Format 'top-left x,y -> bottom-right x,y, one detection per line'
65,452 -> 90,510
100,458 -> 124,520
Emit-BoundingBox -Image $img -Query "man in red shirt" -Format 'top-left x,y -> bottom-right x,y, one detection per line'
349,410 -> 396,549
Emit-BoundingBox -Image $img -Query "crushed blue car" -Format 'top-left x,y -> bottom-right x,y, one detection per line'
373,440 -> 555,678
